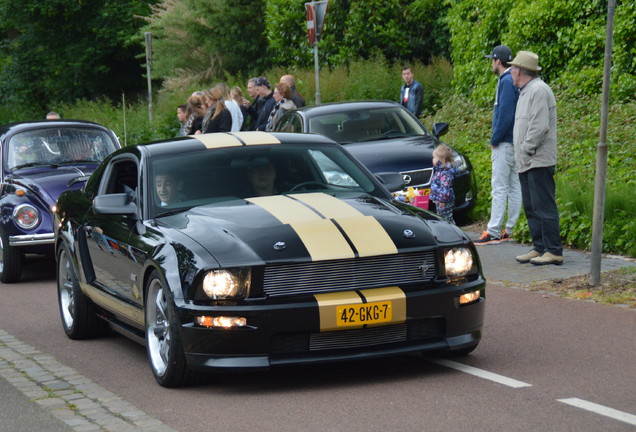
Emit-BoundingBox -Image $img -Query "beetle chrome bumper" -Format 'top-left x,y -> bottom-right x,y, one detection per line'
9,233 -> 55,246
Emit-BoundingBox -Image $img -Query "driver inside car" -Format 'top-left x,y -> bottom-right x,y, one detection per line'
155,171 -> 184,206
247,160 -> 277,197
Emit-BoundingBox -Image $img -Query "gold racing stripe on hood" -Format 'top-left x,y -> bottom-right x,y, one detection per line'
231,131 -> 281,145
247,195 -> 355,261
193,133 -> 243,149
291,193 -> 398,257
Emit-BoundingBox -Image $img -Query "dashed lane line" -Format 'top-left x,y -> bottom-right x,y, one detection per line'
431,358 -> 636,427
558,398 -> 636,427
429,358 -> 533,388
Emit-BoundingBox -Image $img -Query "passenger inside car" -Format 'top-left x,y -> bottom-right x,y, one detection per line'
246,158 -> 278,197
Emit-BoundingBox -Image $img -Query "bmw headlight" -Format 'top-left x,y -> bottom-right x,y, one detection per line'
13,204 -> 40,230
444,247 -> 476,278
454,154 -> 468,172
202,268 -> 251,299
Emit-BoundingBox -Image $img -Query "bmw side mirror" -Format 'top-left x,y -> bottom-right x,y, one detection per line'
432,122 -> 449,138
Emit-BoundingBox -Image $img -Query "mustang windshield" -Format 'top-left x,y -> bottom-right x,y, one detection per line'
308,107 -> 428,143
150,143 -> 385,217
7,127 -> 118,171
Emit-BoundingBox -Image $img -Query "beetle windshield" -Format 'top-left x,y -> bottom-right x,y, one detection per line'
308,106 -> 428,143
6,127 -> 118,171
149,143 -> 387,217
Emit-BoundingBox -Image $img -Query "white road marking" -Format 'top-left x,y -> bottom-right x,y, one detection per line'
429,358 -> 532,388
558,398 -> 636,426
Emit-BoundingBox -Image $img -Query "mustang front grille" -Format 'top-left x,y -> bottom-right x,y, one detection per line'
309,324 -> 407,351
401,167 -> 433,188
270,319 -> 445,354
263,251 -> 436,298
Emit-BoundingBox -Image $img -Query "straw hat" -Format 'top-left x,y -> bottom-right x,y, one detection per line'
510,51 -> 542,72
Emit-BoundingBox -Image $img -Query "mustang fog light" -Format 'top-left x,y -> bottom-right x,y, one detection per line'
197,316 -> 247,328
459,290 -> 481,305
444,247 -> 475,278
202,268 -> 251,299
13,204 -> 40,229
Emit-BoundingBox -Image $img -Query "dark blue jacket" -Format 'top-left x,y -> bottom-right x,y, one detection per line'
491,69 -> 519,146
400,80 -> 424,117
256,93 -> 276,131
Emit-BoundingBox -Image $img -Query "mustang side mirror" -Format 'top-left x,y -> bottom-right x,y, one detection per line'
432,122 -> 449,138
375,172 -> 405,193
93,193 -> 137,216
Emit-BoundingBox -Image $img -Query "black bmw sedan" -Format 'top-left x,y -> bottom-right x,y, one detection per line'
55,131 -> 485,387
274,100 -> 476,217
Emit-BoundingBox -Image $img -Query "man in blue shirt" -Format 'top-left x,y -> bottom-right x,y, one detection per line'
475,45 -> 522,245
399,66 -> 423,117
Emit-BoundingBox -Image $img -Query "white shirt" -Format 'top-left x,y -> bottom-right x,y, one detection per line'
224,99 -> 244,132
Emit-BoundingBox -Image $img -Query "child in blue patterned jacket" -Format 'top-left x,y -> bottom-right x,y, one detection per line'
430,144 -> 457,224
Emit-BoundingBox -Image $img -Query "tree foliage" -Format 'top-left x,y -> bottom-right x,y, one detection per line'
446,0 -> 636,104
0,0 -> 156,115
142,0 -> 268,89
265,0 -> 449,68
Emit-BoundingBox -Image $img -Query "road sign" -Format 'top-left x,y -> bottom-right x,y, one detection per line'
305,1 -> 328,44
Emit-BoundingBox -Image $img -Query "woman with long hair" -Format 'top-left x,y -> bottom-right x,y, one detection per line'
181,91 -> 206,135
202,85 -> 232,134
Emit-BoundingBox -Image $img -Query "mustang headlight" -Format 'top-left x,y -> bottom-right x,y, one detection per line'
202,268 -> 251,299
13,204 -> 40,230
444,247 -> 476,278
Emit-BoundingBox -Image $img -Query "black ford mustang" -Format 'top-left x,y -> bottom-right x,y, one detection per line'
55,131 -> 485,387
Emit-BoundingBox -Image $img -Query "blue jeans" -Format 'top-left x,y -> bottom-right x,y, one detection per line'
519,166 -> 562,256
487,142 -> 522,237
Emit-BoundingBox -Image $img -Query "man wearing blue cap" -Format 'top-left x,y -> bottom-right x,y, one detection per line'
475,45 -> 522,245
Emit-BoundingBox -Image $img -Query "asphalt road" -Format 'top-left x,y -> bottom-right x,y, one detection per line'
1,246 -> 635,432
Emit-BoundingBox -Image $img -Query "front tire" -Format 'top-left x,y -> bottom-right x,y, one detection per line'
0,232 -> 22,283
145,270 -> 197,387
57,245 -> 108,339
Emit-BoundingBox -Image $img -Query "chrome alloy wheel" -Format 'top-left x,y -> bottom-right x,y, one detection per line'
146,279 -> 171,376
58,249 -> 75,329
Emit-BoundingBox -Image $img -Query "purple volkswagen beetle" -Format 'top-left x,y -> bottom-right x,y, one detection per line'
0,120 -> 120,283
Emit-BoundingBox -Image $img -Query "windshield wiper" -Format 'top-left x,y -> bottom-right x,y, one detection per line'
154,207 -> 192,218
61,159 -> 99,164
11,162 -> 61,170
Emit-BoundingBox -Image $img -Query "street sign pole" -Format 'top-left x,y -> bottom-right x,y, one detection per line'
306,1 -> 328,105
313,38 -> 321,105
590,0 -> 616,286
144,32 -> 154,126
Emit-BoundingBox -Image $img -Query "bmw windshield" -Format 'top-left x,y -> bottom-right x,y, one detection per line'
308,106 -> 429,143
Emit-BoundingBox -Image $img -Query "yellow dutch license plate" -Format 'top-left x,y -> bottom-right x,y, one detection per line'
336,301 -> 392,327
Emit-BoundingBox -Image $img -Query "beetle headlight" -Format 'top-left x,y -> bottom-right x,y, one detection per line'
444,247 -> 476,278
202,268 -> 251,299
13,204 -> 40,229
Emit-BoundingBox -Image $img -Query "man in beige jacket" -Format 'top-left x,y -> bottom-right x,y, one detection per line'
510,51 -> 563,266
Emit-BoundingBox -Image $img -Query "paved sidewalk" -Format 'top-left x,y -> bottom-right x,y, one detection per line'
0,329 -> 176,432
465,231 -> 636,286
